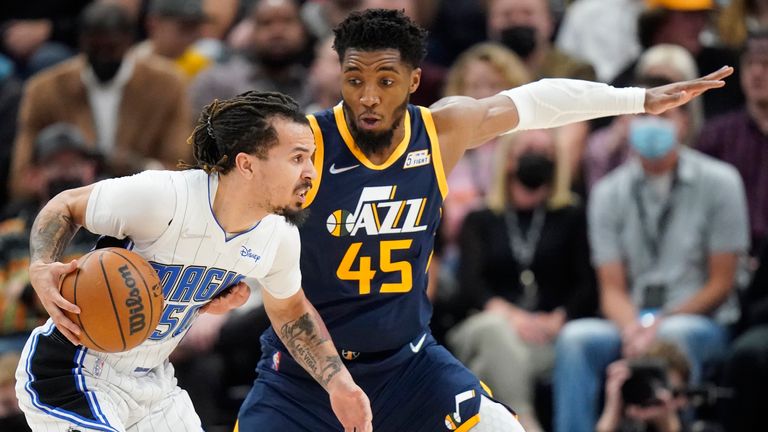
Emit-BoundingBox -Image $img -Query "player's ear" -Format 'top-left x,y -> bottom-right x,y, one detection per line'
234,152 -> 256,179
409,67 -> 421,94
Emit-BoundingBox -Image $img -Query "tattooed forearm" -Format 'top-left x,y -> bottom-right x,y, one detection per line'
280,313 -> 344,388
30,208 -> 78,263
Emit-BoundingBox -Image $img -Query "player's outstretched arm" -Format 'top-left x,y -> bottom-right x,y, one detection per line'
431,66 -> 733,169
28,185 -> 94,345
263,288 -> 373,432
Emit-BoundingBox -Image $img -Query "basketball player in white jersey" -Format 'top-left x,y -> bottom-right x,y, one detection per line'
15,92 -> 373,432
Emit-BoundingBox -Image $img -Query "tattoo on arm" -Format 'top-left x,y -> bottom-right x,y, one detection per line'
30,209 -> 78,263
280,313 -> 343,388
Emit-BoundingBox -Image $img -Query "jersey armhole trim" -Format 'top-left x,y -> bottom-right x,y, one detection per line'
419,106 -> 449,199
304,114 -> 324,208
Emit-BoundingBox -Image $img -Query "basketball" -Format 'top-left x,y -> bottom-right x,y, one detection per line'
59,247 -> 164,353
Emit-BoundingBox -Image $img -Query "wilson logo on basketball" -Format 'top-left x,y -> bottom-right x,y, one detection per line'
119,265 -> 146,335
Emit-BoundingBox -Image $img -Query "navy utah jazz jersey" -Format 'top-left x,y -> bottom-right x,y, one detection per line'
297,104 -> 448,352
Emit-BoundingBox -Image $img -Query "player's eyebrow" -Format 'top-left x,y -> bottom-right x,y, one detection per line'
291,145 -> 314,154
376,65 -> 400,74
343,65 -> 401,74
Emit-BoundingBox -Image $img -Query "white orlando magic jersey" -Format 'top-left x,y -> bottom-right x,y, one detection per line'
83,169 -> 301,374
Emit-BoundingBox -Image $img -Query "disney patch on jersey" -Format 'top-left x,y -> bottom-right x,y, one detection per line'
403,149 -> 431,169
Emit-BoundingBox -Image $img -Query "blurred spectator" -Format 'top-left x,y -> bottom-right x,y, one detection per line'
487,0 -> 596,81
301,0 -> 362,41
133,0 -> 213,80
0,351 -> 28,431
585,67 -> 700,192
9,2 -> 191,200
191,0 -> 309,112
447,130 -> 597,432
1,123 -> 102,353
303,36 -> 341,113
555,112 -> 748,432
424,0 -> 487,68
718,0 -> 768,49
440,42 -> 531,246
362,0 -> 417,17
696,30 -> 768,254
635,45 -> 704,137
722,241 -> 768,431
0,0 -> 91,79
556,0 -> 644,82
597,341 -> 691,432
613,0 -> 745,118
0,54 -> 22,208
487,0 -> 597,192
361,0 -> 447,105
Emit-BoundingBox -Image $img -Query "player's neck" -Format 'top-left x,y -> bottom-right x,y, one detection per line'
213,174 -> 268,233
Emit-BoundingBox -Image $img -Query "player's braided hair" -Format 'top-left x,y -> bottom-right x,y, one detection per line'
184,91 -> 308,174
332,9 -> 427,69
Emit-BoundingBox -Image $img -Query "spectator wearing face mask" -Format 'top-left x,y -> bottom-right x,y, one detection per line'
486,0 -> 598,194
486,0 -> 596,82
0,123 -> 103,354
446,129 -> 598,432
8,2 -> 192,200
553,100 -> 748,431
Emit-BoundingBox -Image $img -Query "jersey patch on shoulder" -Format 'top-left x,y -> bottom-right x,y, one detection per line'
403,149 -> 431,169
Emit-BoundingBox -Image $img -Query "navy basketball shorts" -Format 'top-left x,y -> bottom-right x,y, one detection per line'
237,332 -> 498,432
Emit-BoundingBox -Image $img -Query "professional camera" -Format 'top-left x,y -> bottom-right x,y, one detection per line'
621,359 -> 669,406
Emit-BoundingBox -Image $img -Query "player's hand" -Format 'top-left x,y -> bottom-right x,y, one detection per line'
200,282 -> 250,314
644,66 -> 733,115
329,378 -> 373,432
28,259 -> 82,345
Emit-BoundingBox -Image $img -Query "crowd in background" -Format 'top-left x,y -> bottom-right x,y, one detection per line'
1,0 -> 767,431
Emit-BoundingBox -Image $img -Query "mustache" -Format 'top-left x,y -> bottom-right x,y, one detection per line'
294,180 -> 313,192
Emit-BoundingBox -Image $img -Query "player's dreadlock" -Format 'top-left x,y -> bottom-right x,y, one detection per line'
333,9 -> 427,68
184,91 -> 308,174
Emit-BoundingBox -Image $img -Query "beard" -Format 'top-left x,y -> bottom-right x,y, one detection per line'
274,180 -> 312,226
343,97 -> 409,156
278,207 -> 310,226
253,46 -> 304,70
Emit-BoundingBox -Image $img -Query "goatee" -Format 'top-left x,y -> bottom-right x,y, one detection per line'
343,98 -> 408,156
279,207 -> 310,226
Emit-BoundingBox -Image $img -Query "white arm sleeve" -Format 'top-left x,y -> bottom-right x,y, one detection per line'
85,170 -> 176,243
500,79 -> 646,133
257,223 -> 302,299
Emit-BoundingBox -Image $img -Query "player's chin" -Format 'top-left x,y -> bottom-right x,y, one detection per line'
279,206 -> 310,227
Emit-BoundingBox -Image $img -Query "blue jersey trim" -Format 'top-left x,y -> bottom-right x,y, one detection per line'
23,322 -> 119,432
207,175 -> 261,242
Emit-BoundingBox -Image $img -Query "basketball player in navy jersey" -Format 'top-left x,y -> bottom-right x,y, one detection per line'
236,8 -> 733,432
17,92 -> 372,432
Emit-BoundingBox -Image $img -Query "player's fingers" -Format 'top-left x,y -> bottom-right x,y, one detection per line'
56,325 -> 82,346
46,307 -> 82,344
52,291 -> 81,314
699,65 -> 733,81
62,259 -> 79,273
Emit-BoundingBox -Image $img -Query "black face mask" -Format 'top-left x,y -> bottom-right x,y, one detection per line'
47,178 -> 85,198
499,25 -> 538,59
516,153 -> 554,190
89,57 -> 122,83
